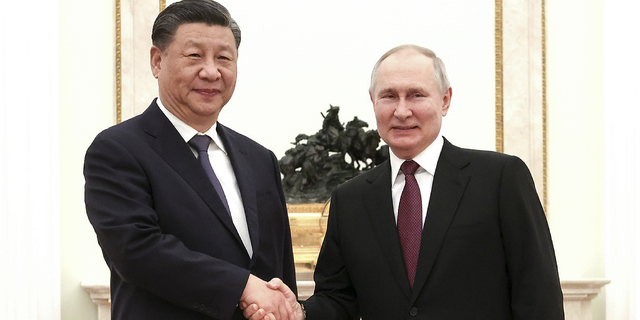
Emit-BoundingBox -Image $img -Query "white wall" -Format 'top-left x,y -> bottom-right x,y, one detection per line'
546,0 -> 606,318
58,0 -> 114,318
603,1 -> 640,319
1,1 -> 60,319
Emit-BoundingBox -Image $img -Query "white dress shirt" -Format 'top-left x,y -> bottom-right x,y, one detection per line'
389,135 -> 444,227
157,98 -> 253,257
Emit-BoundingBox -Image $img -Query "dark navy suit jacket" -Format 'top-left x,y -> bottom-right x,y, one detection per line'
84,100 -> 296,320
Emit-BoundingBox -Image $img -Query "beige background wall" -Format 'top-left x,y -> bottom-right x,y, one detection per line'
59,0 -> 114,319
48,0 -> 629,319
546,0 -> 606,318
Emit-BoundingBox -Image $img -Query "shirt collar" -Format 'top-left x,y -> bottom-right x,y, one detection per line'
156,97 -> 227,154
389,135 -> 444,184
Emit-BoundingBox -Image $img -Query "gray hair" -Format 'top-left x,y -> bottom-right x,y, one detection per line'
152,0 -> 241,52
369,44 -> 450,95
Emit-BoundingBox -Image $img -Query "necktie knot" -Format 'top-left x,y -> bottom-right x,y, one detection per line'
188,135 -> 211,153
401,160 -> 420,176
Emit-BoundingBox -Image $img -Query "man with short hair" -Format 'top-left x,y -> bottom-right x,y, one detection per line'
84,1 -> 296,319
245,44 -> 564,320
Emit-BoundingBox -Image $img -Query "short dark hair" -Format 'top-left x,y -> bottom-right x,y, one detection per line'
151,0 -> 241,52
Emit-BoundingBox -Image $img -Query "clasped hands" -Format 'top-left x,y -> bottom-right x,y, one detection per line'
240,274 -> 303,320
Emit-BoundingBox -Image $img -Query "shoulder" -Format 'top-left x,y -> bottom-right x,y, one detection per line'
441,141 -> 536,195
334,161 -> 389,194
85,103 -> 176,164
218,123 -> 263,148
217,123 -> 274,156
95,115 -> 143,140
92,102 -> 161,143
87,114 -> 160,161
440,138 -> 525,169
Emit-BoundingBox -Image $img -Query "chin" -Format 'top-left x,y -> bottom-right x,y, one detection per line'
191,102 -> 223,113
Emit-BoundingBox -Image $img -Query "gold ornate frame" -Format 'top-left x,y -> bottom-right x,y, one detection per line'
115,0 -> 121,123
495,0 -> 504,153
494,0 -> 547,208
542,0 -> 548,209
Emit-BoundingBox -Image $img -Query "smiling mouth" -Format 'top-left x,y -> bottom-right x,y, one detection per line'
393,126 -> 418,130
196,88 -> 219,94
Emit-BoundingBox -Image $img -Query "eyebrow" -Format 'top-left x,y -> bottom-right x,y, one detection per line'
377,86 -> 427,95
184,39 -> 235,53
377,87 -> 397,95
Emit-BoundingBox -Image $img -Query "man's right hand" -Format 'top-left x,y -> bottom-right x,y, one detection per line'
241,277 -> 303,320
240,275 -> 294,320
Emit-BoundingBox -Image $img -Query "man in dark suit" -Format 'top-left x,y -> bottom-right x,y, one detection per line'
83,1 -> 297,319
245,45 -> 564,320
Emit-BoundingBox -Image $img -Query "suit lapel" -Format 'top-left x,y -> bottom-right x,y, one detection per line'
217,124 -> 260,263
363,161 -> 413,299
140,102 -> 243,244
411,139 -> 470,302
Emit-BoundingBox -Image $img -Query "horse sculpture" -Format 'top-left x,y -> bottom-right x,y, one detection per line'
279,105 -> 387,203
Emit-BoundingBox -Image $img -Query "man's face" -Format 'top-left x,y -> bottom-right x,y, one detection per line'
151,23 -> 238,131
370,50 -> 451,160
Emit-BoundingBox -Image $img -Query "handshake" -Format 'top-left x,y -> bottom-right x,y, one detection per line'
240,275 -> 305,320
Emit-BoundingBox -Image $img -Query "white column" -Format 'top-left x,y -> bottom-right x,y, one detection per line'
604,1 -> 640,319
120,0 -> 162,121
501,0 -> 545,200
0,1 -> 60,320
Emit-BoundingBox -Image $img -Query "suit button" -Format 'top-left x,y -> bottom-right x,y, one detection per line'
409,307 -> 418,316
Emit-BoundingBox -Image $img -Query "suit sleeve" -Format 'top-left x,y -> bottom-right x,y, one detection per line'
302,189 -> 359,320
499,156 -> 564,319
271,150 -> 298,295
84,136 -> 249,319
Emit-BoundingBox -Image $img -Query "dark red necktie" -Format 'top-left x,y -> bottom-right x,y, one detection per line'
398,160 -> 422,288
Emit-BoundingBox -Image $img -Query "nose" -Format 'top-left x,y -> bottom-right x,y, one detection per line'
199,61 -> 221,81
393,98 -> 412,119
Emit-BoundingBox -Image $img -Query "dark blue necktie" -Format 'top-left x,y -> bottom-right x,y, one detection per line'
398,160 -> 422,288
188,134 -> 230,214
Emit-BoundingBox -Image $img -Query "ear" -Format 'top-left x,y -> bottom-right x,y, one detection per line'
441,87 -> 452,116
150,46 -> 163,79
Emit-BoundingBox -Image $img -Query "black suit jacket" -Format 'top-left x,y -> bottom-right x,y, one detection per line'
84,100 -> 296,320
304,138 -> 563,320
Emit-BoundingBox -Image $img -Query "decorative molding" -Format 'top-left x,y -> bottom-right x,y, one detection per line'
495,0 -> 504,153
287,204 -> 329,267
81,282 -> 111,320
83,279 -> 609,319
561,280 -> 610,320
287,203 -> 328,214
541,0 -> 547,209
115,0 -> 121,123
561,279 -> 611,301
